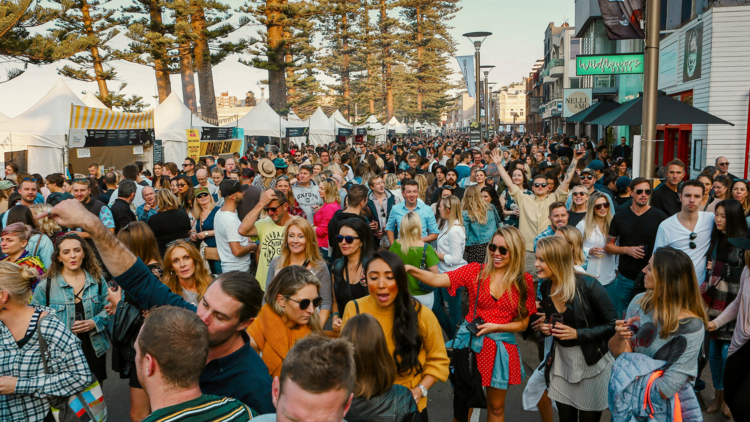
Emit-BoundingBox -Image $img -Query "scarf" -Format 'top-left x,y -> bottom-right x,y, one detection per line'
247,304 -> 312,377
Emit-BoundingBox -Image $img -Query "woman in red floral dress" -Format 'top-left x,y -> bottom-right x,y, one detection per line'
406,226 -> 535,422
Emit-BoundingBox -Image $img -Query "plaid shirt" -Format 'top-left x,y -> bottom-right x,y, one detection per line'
0,306 -> 91,422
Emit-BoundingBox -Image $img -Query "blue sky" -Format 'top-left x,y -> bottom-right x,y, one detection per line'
0,0 -> 574,118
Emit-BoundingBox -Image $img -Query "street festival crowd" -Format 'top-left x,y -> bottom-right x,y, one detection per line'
2,132 -> 750,422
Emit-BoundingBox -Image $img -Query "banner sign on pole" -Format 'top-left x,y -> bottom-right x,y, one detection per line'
200,140 -> 242,157
598,0 -> 644,40
186,129 -> 200,160
197,127 -> 235,141
456,55 -> 476,98
576,54 -> 644,76
338,128 -> 353,136
285,127 -> 309,137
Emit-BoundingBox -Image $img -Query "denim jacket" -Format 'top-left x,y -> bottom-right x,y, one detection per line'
463,205 -> 501,246
449,324 -> 524,390
31,272 -> 111,357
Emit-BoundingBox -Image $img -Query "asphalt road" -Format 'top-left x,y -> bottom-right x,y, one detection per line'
101,333 -> 731,422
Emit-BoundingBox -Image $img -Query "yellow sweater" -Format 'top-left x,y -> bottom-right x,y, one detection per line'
342,295 -> 450,411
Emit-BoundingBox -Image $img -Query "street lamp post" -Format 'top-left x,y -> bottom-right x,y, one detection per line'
481,65 -> 495,138
463,32 -> 492,129
640,0 -> 662,179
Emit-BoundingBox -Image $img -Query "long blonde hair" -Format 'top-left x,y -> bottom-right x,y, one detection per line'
555,226 -> 587,267
162,240 -> 212,300
462,185 -> 489,225
398,211 -> 423,255
319,180 -> 340,205
439,196 -> 463,232
414,174 -> 428,202
640,247 -> 708,339
0,261 -> 38,305
279,217 -> 323,268
583,192 -> 612,240
479,227 -> 528,321
536,236 -> 576,303
192,188 -> 216,218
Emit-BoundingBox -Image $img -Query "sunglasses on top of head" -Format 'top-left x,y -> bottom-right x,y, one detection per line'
487,244 -> 509,255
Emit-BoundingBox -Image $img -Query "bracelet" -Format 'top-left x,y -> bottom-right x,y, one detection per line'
332,312 -> 341,318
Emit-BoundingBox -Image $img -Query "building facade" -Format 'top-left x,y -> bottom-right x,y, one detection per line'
526,59 -> 545,134
496,81 -> 527,132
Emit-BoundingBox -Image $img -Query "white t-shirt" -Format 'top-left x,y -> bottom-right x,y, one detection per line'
214,209 -> 251,272
654,211 -> 715,285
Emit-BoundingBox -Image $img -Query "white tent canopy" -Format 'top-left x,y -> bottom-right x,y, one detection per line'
0,112 -> 9,123
0,79 -> 86,174
82,92 -> 108,109
308,108 -> 334,146
155,92 -> 215,163
330,110 -> 353,129
285,110 -> 308,145
229,100 -> 284,138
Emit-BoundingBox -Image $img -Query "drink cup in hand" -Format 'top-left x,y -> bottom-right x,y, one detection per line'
549,313 -> 563,328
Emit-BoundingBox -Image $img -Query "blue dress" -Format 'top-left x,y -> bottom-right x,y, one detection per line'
197,207 -> 221,274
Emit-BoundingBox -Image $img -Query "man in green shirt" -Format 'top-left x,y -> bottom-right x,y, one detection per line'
138,306 -> 257,422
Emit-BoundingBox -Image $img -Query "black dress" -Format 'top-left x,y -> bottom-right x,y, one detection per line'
75,301 -> 107,384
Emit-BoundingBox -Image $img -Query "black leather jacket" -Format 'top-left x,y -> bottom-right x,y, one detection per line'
346,385 -> 421,422
540,273 -> 617,366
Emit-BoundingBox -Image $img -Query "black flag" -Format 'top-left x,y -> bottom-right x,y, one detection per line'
598,0 -> 644,40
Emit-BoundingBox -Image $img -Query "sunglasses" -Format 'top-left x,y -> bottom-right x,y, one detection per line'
533,183 -> 548,188
177,183 -> 188,188
572,191 -> 588,197
196,193 -> 209,199
285,296 -> 323,310
264,205 -> 284,213
718,162 -> 729,166
594,202 -> 610,211
488,244 -> 509,255
73,177 -> 89,183
581,175 -> 594,180
336,235 -> 360,244
22,177 -> 38,182
635,189 -> 652,195
689,232 -> 697,249
182,163 -> 192,167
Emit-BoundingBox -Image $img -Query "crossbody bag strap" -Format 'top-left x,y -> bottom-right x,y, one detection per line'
33,235 -> 42,257
420,244 -> 428,269
45,277 -> 52,308
37,313 -> 51,374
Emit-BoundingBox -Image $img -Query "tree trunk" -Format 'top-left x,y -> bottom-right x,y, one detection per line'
176,13 -> 197,112
148,0 -> 171,103
191,4 -> 217,119
80,0 -> 109,102
267,0 -> 287,111
342,11 -> 350,119
416,3 -> 423,113
380,0 -> 393,120
283,0 -> 295,100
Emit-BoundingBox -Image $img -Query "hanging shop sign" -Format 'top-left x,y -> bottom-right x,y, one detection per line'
338,128 -> 353,136
576,54 -> 644,76
186,129 -> 200,160
563,88 -> 593,118
356,128 -> 367,136
200,140 -> 242,157
68,128 -> 155,148
598,0 -> 644,40
285,127 -> 309,137
683,23 -> 703,83
197,127 -> 238,141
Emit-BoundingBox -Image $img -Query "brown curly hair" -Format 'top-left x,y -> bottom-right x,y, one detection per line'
47,233 -> 104,282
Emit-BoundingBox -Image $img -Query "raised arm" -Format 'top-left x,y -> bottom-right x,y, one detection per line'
404,265 -> 451,288
558,150 -> 585,193
490,149 -> 514,191
239,189 -> 276,237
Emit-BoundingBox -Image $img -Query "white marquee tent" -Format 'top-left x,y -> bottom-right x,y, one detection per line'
0,112 -> 9,123
330,110 -> 354,143
82,92 -> 108,109
229,100 -> 284,138
0,79 -> 90,174
155,92 -> 216,164
285,110 -> 308,145
308,108 -> 335,146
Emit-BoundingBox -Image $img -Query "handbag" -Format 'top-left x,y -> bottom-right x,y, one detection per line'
202,242 -> 220,261
447,270 -> 487,420
416,244 -> 435,293
37,314 -> 108,422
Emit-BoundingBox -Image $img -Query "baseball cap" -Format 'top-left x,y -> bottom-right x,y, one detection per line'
194,186 -> 210,196
588,159 -> 605,171
242,168 -> 255,179
220,179 -> 242,198
616,176 -> 632,191
537,161 -> 552,172
581,168 -> 595,176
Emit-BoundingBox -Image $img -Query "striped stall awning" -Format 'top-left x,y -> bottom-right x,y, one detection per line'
69,105 -> 154,130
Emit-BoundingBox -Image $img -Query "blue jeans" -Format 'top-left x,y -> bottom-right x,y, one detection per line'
433,287 -> 463,339
602,282 -> 618,309
613,273 -> 636,317
710,338 -> 730,390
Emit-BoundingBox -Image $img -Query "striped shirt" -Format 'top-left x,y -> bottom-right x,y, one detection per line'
142,395 -> 257,422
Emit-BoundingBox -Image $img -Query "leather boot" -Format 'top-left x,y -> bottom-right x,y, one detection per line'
707,389 -> 724,414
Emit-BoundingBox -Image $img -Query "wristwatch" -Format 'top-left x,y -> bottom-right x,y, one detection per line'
417,384 -> 428,398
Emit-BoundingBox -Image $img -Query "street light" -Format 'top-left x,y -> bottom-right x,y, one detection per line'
481,65 -> 495,138
463,32 -> 492,135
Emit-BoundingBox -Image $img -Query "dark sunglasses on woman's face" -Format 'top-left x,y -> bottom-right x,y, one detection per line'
634,189 -> 652,195
285,296 -> 323,310
594,202 -> 610,211
177,183 -> 188,188
488,244 -> 509,255
336,235 -> 360,244
197,193 -> 209,199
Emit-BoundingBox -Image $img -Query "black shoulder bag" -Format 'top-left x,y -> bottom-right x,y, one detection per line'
447,268 -> 487,422
417,244 -> 435,293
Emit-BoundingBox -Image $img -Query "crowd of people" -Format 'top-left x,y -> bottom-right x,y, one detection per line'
0,132 -> 749,422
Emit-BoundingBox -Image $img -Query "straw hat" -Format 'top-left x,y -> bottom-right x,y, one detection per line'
258,158 -> 276,178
